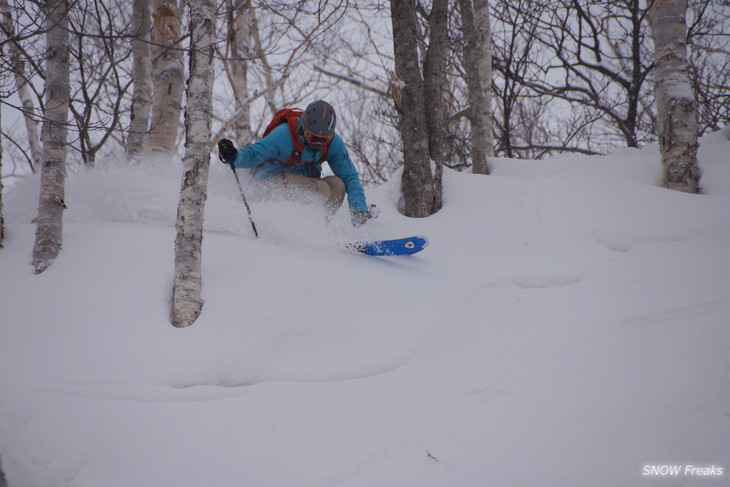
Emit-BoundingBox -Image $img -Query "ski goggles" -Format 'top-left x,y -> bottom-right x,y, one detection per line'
303,126 -> 333,146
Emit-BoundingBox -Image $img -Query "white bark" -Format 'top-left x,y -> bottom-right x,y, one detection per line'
171,0 -> 216,328
249,8 -> 278,116
126,0 -> 153,161
1,89 -> 4,247
150,0 -> 184,156
649,0 -> 700,193
32,0 -> 70,274
474,0 -> 494,158
0,0 -> 42,172
227,0 -> 253,146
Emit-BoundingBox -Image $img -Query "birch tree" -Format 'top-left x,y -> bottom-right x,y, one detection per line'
649,0 -> 701,193
0,4 -> 5,247
389,0 -> 434,218
32,0 -> 70,274
224,0 -> 253,147
126,0 -> 153,160
457,0 -> 493,174
171,0 -> 216,328
474,0 -> 494,157
150,0 -> 184,156
0,0 -> 42,171
1,92 -> 4,247
246,7 -> 277,116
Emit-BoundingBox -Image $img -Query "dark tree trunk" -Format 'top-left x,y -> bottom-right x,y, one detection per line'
390,0 -> 434,217
423,0 -> 449,212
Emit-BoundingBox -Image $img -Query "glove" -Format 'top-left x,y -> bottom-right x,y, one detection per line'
351,210 -> 371,228
218,138 -> 238,164
351,205 -> 379,228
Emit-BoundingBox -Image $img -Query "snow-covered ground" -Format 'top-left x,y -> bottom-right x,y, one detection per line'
1,131 -> 729,487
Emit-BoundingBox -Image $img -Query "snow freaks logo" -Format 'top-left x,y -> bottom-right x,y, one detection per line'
643,465 -> 724,477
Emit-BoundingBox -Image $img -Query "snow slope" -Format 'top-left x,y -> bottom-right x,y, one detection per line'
1,131 -> 729,487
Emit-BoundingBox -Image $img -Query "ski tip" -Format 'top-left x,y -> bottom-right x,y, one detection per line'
409,236 -> 429,250
401,236 -> 429,255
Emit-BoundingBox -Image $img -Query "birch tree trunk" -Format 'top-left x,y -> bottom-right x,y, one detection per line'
32,0 -> 70,274
0,0 -> 42,172
474,0 -> 494,158
126,0 -> 153,161
457,0 -> 493,175
423,0 -> 449,213
1,93 -> 4,247
171,0 -> 216,328
390,0 -> 434,218
150,0 -> 184,156
649,0 -> 700,193
227,0 -> 253,146
249,8 -> 278,116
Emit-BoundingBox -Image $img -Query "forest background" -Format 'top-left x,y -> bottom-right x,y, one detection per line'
1,0 -> 728,184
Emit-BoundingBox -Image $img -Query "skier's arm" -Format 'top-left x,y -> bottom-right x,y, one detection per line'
231,125 -> 293,169
326,135 -> 369,212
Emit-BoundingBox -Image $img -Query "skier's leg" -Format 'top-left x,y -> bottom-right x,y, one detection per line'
280,173 -> 330,202
252,173 -> 321,201
321,175 -> 345,215
253,173 -> 345,217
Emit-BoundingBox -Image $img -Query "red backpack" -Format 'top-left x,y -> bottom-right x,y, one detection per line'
262,108 -> 331,167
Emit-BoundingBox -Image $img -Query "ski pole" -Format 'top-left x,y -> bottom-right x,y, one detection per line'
228,162 -> 259,238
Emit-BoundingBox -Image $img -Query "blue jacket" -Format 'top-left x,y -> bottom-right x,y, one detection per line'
232,120 -> 368,212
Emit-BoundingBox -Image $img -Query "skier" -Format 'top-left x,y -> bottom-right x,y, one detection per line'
218,100 -> 374,227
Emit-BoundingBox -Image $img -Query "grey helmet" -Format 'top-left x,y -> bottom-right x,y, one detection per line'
302,100 -> 336,145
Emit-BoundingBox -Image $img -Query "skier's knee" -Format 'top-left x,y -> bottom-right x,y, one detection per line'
323,176 -> 345,197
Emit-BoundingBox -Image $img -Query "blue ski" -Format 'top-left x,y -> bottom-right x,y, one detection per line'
345,235 -> 429,256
